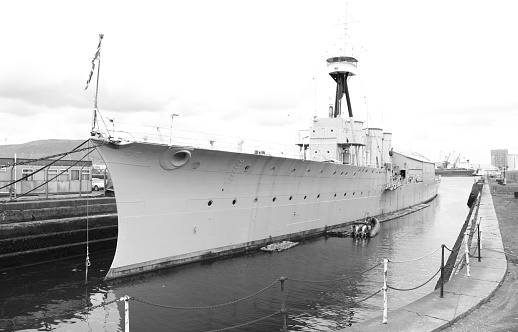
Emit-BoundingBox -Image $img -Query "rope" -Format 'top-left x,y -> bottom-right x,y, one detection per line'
389,246 -> 440,263
204,310 -> 282,332
444,245 -> 453,252
2,147 -> 98,202
387,267 -> 442,292
0,140 -> 93,191
290,262 -> 382,284
132,279 -> 279,310
86,139 -> 91,284
0,139 -> 91,169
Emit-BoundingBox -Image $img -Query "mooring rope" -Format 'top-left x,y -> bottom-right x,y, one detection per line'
85,139 -> 91,285
0,139 -> 93,191
2,146 -> 99,202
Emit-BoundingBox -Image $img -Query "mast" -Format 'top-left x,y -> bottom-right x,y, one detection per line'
327,56 -> 357,118
85,34 -> 104,134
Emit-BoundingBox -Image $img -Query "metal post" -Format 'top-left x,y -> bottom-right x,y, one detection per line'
280,277 -> 287,332
383,259 -> 388,324
440,244 -> 445,298
477,224 -> 480,262
464,231 -> 470,277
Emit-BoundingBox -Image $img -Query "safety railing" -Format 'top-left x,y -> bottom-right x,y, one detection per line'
3,241 -> 475,331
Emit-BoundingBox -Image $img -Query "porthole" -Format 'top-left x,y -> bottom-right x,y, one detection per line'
334,193 -> 337,197
245,165 -> 250,171
345,172 -> 348,176
340,172 -> 344,176
291,168 -> 296,172
333,171 -> 336,175
273,197 -> 277,202
208,200 -> 213,207
317,194 -> 320,198
353,192 -> 355,195
307,169 -> 311,173
270,166 -> 276,172
232,199 -> 237,205
304,195 -> 307,200
319,169 -> 323,174
289,196 -> 293,200
344,193 -> 347,196
253,197 -> 258,203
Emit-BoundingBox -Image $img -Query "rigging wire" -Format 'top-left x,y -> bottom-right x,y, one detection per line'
2,146 -> 98,203
0,139 -> 92,191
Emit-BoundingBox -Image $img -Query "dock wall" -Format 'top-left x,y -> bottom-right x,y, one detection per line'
0,197 -> 117,270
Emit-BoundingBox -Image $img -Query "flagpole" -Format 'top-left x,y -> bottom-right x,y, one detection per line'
94,34 -> 104,110
87,34 -> 104,134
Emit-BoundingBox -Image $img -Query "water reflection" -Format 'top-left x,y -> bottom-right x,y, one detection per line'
0,177 -> 475,331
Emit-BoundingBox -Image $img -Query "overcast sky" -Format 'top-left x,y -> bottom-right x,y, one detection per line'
1,0 -> 517,165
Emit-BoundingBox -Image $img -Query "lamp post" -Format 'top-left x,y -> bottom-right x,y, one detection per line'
169,114 -> 180,146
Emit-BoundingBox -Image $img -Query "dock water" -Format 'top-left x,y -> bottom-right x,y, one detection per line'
342,181 -> 507,331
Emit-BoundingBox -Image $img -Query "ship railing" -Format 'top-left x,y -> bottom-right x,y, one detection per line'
104,126 -> 305,159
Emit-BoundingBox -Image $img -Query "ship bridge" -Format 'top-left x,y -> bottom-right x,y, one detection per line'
296,55 -> 392,168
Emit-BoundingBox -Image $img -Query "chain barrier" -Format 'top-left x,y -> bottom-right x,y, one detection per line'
387,267 -> 442,292
204,310 -> 282,332
388,246 -> 440,264
132,279 -> 279,310
289,262 -> 382,284
288,287 -> 384,314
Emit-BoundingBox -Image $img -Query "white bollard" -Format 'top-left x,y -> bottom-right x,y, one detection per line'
464,232 -> 470,277
383,259 -> 388,324
122,296 -> 130,332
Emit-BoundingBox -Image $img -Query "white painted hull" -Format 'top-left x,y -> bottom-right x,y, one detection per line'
94,140 -> 440,280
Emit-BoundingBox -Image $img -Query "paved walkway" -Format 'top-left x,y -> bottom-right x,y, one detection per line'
341,183 -> 507,332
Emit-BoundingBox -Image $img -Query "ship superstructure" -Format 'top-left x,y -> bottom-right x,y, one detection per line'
92,55 -> 440,280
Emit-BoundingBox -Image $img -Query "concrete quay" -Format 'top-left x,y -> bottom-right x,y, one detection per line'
342,182 -> 507,332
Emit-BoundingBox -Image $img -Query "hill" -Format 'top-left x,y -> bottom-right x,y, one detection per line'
0,139 -> 105,165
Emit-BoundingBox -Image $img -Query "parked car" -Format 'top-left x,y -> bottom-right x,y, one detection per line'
91,178 -> 105,191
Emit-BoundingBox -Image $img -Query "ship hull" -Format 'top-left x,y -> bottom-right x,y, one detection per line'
94,140 -> 440,280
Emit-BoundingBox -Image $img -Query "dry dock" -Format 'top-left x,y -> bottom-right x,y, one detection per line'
0,195 -> 117,270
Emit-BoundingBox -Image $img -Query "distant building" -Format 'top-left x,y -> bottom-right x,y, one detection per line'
491,149 -> 508,169
0,157 -> 92,197
509,154 -> 518,170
